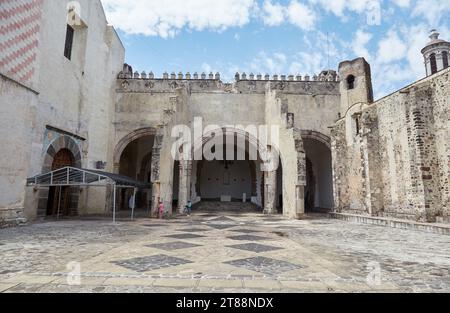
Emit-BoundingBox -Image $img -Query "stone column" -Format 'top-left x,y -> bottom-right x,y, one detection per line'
186,160 -> 193,202
178,161 -> 190,214
151,183 -> 160,217
263,170 -> 277,214
295,185 -> 305,217
150,131 -> 164,217
294,131 -> 306,218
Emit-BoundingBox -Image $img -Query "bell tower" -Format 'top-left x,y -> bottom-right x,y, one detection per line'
421,30 -> 450,76
338,57 -> 374,118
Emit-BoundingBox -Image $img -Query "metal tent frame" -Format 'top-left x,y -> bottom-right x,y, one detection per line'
26,167 -> 151,223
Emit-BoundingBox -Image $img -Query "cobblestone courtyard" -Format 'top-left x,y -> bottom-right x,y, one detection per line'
0,209 -> 449,293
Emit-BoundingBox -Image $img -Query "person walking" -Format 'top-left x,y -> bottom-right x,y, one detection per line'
185,200 -> 192,216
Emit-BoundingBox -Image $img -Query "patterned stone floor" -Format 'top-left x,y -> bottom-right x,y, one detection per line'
0,209 -> 449,293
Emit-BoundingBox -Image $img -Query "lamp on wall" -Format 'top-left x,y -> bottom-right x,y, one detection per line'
96,161 -> 106,170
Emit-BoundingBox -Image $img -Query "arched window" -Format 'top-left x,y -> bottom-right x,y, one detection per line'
430,53 -> 438,74
346,75 -> 355,90
443,51 -> 449,70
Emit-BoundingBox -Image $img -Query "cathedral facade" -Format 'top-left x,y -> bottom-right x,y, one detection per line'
0,0 -> 449,227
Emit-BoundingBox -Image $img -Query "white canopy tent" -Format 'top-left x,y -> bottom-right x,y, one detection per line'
26,167 -> 151,223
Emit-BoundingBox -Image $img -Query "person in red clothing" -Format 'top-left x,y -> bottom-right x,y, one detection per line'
158,201 -> 164,219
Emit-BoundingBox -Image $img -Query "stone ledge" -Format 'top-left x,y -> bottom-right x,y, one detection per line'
329,213 -> 450,236
0,208 -> 28,229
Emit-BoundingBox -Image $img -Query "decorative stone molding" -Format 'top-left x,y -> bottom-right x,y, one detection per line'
150,130 -> 164,183
300,130 -> 331,150
113,128 -> 157,172
116,75 -> 340,95
42,135 -> 82,172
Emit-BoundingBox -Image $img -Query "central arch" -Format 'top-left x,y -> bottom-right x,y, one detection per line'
173,127 -> 282,214
194,130 -> 262,212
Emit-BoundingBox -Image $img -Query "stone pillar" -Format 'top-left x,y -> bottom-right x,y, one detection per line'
186,160 -> 193,202
150,130 -> 164,217
151,183 -> 161,217
294,130 -> 306,218
263,170 -> 277,214
295,185 -> 305,217
113,163 -> 120,174
178,161 -> 191,214
360,109 -> 384,216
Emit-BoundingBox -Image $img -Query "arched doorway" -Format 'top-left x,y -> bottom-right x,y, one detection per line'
38,135 -> 82,218
303,137 -> 333,213
117,135 -> 155,211
179,128 -> 265,213
46,149 -> 75,216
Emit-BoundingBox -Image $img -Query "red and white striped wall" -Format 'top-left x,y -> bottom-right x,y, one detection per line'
0,0 -> 44,86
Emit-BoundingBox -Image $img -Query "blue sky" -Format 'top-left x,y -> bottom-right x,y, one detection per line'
101,0 -> 450,99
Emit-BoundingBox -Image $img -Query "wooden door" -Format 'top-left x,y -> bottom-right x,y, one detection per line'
47,149 -> 75,216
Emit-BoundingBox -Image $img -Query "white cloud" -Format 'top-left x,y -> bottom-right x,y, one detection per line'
368,24 -> 438,99
261,0 -> 285,26
392,0 -> 411,8
260,0 -> 317,30
249,52 -> 287,74
376,31 -> 407,64
101,0 -> 256,38
412,0 -> 450,25
307,0 -> 380,16
352,30 -> 373,59
289,51 -> 327,75
287,1 -> 317,30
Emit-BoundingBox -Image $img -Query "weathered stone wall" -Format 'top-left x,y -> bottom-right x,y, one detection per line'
0,0 -> 44,226
114,72 -> 340,217
0,0 -> 125,225
0,76 -> 37,227
115,73 -> 340,137
332,67 -> 450,222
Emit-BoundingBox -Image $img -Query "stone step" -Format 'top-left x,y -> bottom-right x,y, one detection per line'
330,212 -> 450,236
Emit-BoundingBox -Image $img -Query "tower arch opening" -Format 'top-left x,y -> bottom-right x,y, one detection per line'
443,51 -> 449,69
346,75 -> 355,90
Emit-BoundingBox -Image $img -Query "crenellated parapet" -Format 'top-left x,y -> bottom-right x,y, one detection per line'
116,64 -> 340,95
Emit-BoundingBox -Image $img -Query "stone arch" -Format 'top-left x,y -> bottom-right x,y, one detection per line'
430,53 -> 437,74
113,127 -> 157,172
301,131 -> 334,212
346,74 -> 355,90
300,130 -> 331,150
442,51 -> 449,69
186,127 -> 274,212
190,127 -> 271,167
38,135 -> 82,218
42,135 -> 82,172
